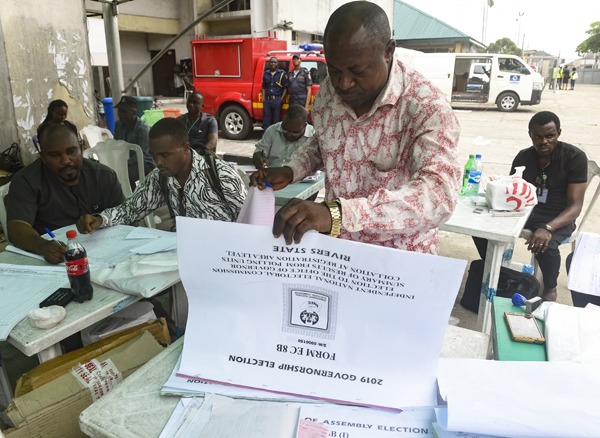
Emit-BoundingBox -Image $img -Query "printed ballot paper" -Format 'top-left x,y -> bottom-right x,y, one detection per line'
299,404 -> 436,437
176,218 -> 466,409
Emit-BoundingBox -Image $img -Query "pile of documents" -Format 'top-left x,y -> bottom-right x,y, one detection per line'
158,219 -> 600,437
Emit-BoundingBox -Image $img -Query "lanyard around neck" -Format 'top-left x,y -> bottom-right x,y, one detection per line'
187,115 -> 201,133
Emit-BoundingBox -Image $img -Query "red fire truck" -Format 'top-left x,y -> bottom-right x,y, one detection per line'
191,37 -> 327,139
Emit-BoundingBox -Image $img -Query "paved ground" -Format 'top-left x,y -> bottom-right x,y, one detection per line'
162,84 -> 600,330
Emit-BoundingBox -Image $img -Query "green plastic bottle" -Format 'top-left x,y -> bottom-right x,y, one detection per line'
461,155 -> 475,196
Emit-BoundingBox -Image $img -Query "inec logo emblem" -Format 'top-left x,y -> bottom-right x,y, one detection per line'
290,290 -> 330,330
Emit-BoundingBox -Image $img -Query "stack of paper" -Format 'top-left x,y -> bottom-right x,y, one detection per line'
0,264 -> 67,340
174,218 -> 465,409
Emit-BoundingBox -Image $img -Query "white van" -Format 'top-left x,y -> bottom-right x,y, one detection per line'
395,49 -> 543,112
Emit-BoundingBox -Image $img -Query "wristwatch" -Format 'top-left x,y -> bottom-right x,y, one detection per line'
542,224 -> 554,233
323,200 -> 342,238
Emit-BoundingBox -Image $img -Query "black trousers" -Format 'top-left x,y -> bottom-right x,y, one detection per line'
473,220 -> 575,290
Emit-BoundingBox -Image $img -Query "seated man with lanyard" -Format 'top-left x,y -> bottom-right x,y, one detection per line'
253,104 -> 315,169
7,124 -> 124,264
176,92 -> 218,153
113,96 -> 156,187
77,118 -> 247,233
474,111 -> 587,301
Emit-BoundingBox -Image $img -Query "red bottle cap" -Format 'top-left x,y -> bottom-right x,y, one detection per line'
66,230 -> 77,239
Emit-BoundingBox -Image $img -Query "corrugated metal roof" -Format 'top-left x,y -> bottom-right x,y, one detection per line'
393,0 -> 470,40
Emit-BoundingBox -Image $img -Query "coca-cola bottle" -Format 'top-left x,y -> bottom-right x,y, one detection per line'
65,230 -> 93,302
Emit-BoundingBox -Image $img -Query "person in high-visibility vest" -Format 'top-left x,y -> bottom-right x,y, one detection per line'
557,66 -> 564,90
550,66 -> 559,90
570,68 -> 578,90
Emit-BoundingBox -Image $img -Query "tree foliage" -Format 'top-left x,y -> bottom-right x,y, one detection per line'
486,38 -> 523,56
576,21 -> 600,55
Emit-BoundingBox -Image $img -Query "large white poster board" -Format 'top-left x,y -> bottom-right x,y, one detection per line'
177,218 -> 466,409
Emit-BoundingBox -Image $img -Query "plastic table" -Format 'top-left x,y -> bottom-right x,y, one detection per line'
235,165 -> 326,207
440,196 -> 533,333
1,251 -> 180,363
274,172 -> 325,206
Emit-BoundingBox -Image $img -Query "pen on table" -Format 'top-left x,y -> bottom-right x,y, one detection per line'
44,227 -> 58,241
44,228 -> 64,247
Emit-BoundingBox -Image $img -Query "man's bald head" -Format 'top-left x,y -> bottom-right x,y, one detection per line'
39,124 -> 83,186
40,124 -> 78,151
321,1 -> 395,116
324,1 -> 391,48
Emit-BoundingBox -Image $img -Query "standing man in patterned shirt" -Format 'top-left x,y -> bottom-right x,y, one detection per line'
77,118 -> 246,233
261,57 -> 288,132
284,55 -> 312,108
251,1 -> 461,254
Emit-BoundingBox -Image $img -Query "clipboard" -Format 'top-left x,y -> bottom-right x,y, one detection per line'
504,312 -> 545,344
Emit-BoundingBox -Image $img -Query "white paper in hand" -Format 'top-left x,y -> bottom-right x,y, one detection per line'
236,186 -> 275,227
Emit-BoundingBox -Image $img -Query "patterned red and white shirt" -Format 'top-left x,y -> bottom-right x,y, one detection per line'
287,56 -> 461,254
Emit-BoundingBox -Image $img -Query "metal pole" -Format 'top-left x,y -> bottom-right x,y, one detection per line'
102,1 -> 125,102
481,0 -> 485,44
517,12 -> 524,48
123,0 -> 234,94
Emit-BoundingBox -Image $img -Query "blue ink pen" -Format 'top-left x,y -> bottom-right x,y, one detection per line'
44,227 -> 58,241
263,181 -> 273,189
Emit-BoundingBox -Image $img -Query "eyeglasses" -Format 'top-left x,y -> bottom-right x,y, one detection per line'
281,125 -> 306,137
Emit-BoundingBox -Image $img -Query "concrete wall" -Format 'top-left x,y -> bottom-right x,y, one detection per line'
195,0 -> 393,48
86,0 -> 198,98
0,22 -> 18,152
120,31 -> 154,96
86,0 -> 181,20
0,0 -> 94,162
579,69 -> 600,85
274,0 -> 394,40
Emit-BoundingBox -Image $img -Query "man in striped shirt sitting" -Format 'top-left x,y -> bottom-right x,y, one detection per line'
77,118 -> 247,233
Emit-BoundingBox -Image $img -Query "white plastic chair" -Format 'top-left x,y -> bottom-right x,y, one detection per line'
80,125 -> 113,149
0,182 -> 10,244
521,159 -> 600,283
83,140 -> 155,228
183,77 -> 194,101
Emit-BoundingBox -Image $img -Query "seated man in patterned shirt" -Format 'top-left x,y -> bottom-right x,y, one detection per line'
251,1 -> 460,254
76,118 -> 247,233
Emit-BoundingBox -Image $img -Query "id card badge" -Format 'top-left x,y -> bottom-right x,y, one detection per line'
537,187 -> 548,203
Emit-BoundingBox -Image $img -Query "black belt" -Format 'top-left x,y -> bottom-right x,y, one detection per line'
265,95 -> 281,100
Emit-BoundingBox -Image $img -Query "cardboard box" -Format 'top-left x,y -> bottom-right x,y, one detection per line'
15,318 -> 170,397
80,301 -> 156,346
4,331 -> 163,437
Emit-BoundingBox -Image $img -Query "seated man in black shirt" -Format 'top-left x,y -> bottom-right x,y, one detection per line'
474,111 -> 588,301
7,124 -> 124,264
176,92 -> 218,153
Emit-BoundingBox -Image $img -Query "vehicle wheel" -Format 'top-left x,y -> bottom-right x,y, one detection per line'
496,92 -> 520,112
219,106 -> 253,140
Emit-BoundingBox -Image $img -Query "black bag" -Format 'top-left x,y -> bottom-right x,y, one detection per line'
0,143 -> 24,174
460,259 -> 540,313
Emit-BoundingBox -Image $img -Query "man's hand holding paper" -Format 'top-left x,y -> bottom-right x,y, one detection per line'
273,198 -> 332,244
